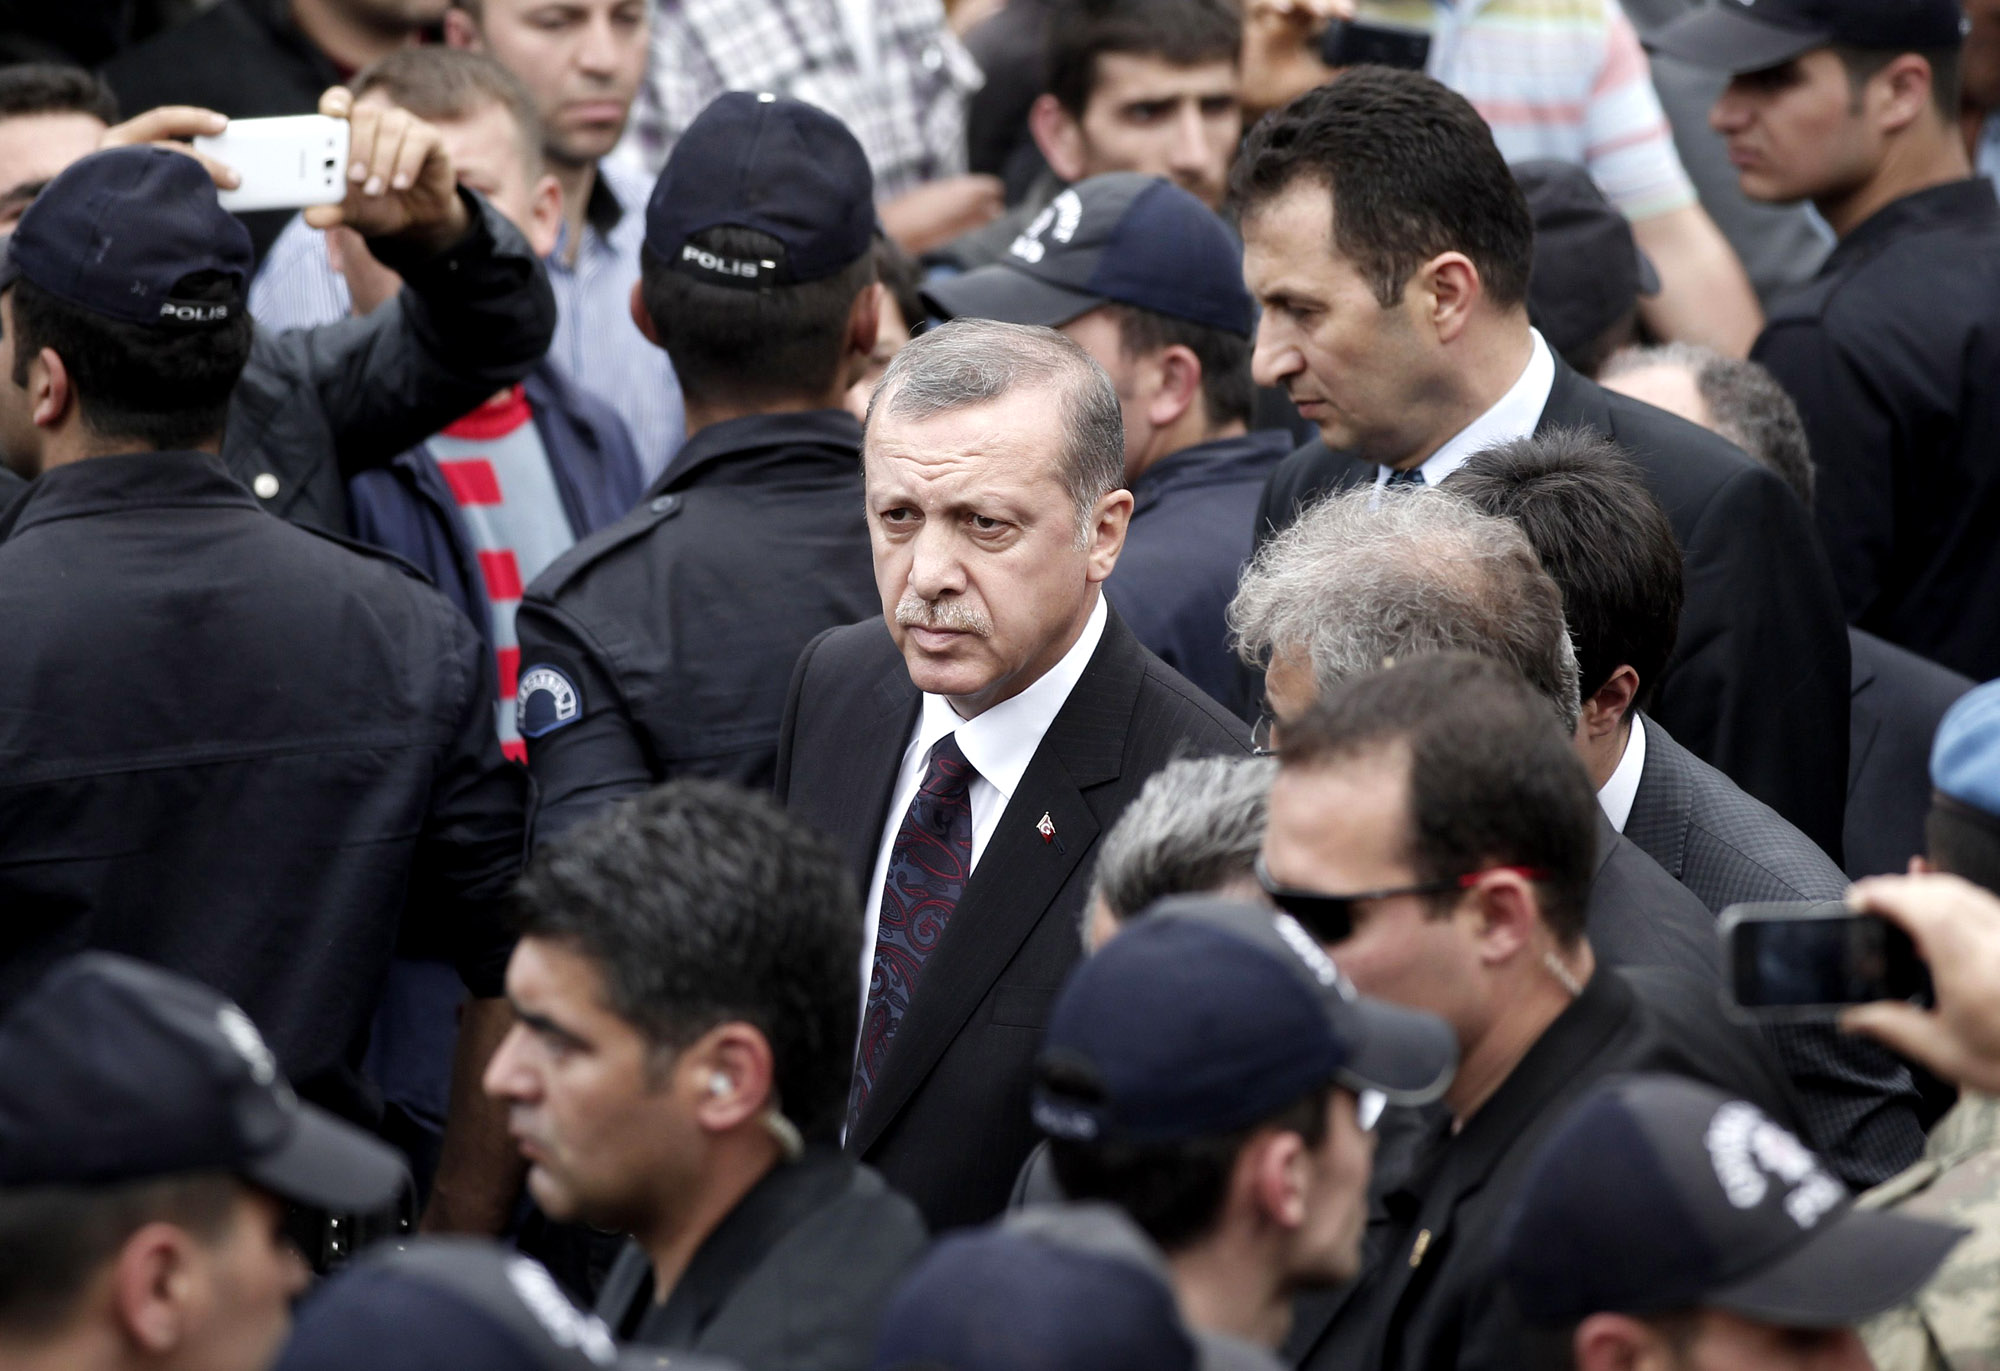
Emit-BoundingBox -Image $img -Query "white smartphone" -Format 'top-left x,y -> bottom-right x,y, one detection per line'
193,115 -> 350,213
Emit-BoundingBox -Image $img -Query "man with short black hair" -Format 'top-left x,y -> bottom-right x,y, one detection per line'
0,954 -> 409,1371
0,63 -> 117,231
925,172 -> 1287,710
483,780 -> 927,1364
1447,430 -> 1926,1187
1260,654 -> 1806,1371
1650,0 -> 2000,681
934,0 -> 1242,271
1243,66 -> 1853,865
513,91 -> 883,837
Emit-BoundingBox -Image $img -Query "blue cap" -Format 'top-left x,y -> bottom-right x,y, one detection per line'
872,1228 -> 1197,1371
644,91 -> 875,290
1500,1075 -> 1962,1327
922,173 -> 1255,337
0,954 -> 405,1212
1031,897 -> 1456,1146
1648,0 -> 1966,74
0,146 -> 251,328
275,1239 -> 722,1371
1932,679 -> 2000,819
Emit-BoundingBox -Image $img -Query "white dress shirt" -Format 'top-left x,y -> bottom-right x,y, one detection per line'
1596,712 -> 1649,833
857,594 -> 1109,1010
1374,329 -> 1557,489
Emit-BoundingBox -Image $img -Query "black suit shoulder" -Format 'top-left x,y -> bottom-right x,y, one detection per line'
1847,629 -> 1974,877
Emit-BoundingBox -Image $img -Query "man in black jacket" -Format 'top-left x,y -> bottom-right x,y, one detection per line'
483,782 -> 927,1367
1238,68 -> 1851,864
775,316 -> 1249,1231
1260,656 -> 1806,1371
514,91 -> 884,838
1446,431 -> 1925,1187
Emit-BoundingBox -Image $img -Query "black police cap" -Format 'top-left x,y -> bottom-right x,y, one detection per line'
1647,0 -> 1966,76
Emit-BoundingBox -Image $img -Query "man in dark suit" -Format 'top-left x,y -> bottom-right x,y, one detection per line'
1227,484 -> 1719,986
1447,431 -> 1925,1187
774,317 -> 1250,1232
1235,68 -> 1852,863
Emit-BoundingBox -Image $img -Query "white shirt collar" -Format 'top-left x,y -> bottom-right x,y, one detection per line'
1375,329 -> 1557,489
1596,712 -> 1649,833
908,593 -> 1108,805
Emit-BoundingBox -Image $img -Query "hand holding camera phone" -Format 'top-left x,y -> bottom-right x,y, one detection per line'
193,114 -> 350,213
1720,900 -> 1932,1019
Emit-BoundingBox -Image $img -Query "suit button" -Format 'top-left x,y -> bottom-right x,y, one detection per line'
651,494 -> 681,516
252,473 -> 280,499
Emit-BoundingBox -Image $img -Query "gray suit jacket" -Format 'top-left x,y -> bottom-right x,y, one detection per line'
1625,716 -> 1924,1186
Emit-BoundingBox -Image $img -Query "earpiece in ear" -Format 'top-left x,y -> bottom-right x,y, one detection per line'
709,1072 -> 731,1098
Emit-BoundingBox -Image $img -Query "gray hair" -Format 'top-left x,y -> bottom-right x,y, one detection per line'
1088,755 -> 1278,925
865,318 -> 1126,539
1602,342 -> 1815,509
1228,486 -> 1583,732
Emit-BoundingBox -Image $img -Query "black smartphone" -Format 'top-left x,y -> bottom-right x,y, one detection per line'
1719,900 -> 1932,1018
1320,20 -> 1432,72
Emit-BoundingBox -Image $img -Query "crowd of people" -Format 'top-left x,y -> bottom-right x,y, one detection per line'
6,0 -> 2000,1366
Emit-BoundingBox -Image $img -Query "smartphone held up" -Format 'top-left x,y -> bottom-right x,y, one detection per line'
193,114 -> 350,214
1720,900 -> 1932,1020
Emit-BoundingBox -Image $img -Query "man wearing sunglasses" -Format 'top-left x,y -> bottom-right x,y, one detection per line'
1031,895 -> 1458,1361
1260,654 -> 1807,1371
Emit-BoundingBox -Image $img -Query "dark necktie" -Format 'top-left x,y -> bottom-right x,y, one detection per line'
850,734 -> 976,1120
1384,466 -> 1426,489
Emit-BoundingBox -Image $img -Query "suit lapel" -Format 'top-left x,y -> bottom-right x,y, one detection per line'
849,614 -> 1145,1155
1535,358 -> 1612,435
1625,717 -> 1694,882
834,654 -> 922,892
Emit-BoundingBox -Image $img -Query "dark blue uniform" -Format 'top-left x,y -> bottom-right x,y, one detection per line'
0,451 -> 529,1123
1104,430 -> 1292,715
514,409 -> 881,839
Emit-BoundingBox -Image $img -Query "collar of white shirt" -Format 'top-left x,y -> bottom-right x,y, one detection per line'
907,592 -> 1109,810
1374,328 -> 1557,489
1596,712 -> 1649,833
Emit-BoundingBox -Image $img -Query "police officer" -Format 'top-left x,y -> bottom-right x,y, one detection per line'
0,147 -> 530,1235
1499,1074 -> 1964,1371
514,92 -> 885,838
1649,0 -> 2000,682
0,954 -> 408,1371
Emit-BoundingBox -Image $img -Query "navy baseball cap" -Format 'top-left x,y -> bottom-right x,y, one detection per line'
1031,896 -> 1457,1146
1500,1075 -> 1963,1327
1648,0 -> 1966,75
0,954 -> 406,1213
872,1227 -> 1198,1371
1518,160 -> 1659,361
0,145 -> 251,328
275,1239 -> 721,1371
644,91 -> 875,290
922,173 -> 1255,338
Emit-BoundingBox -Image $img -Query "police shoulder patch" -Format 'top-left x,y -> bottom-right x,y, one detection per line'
517,665 -> 582,738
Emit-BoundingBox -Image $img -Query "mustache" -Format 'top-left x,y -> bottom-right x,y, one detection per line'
895,591 -> 993,637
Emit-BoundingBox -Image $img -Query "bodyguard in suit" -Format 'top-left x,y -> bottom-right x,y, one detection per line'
775,318 -> 1251,1231
1448,432 -> 1925,1186
1235,68 -> 1852,863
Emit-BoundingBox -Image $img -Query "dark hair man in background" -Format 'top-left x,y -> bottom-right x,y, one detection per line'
776,317 -> 1248,1231
1514,160 -> 1659,379
513,91 -> 884,838
0,956 -> 408,1371
0,146 -> 530,1236
0,63 -> 115,232
1260,654 -> 1805,1371
1651,0 -> 2000,683
1447,431 -> 1926,1186
1600,342 -> 1977,880
1242,67 -> 1853,867
925,172 -> 1286,712
484,781 -> 927,1365
0,65 -> 560,538
933,0 -> 1242,271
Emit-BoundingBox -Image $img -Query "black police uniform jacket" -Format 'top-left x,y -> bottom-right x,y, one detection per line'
774,608 -> 1252,1231
514,409 -> 881,841
1254,356 -> 1853,866
0,452 -> 529,1119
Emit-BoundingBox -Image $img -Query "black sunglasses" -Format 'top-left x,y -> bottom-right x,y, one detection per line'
1254,856 -> 1549,944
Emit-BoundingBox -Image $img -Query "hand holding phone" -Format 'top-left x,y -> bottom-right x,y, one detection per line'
1842,873 -> 2000,1094
1320,19 -> 1432,71
193,115 -> 349,213
1720,900 -> 1931,1019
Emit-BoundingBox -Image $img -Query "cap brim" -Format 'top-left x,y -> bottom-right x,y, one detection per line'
922,264 -> 1106,329
1645,7 -> 1828,75
1336,996 -> 1459,1106
246,1103 -> 409,1213
1706,1206 -> 1964,1327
